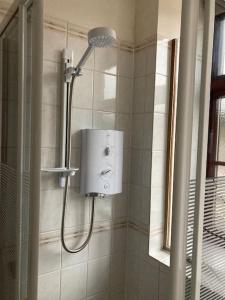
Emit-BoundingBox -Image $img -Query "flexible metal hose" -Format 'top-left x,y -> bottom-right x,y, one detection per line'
61,74 -> 96,253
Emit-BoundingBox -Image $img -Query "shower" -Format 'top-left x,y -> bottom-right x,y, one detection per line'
61,27 -> 117,253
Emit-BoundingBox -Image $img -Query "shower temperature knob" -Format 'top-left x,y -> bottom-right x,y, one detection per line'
101,169 -> 112,176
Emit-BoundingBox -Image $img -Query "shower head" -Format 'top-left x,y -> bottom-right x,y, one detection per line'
88,27 -> 117,48
74,27 -> 117,72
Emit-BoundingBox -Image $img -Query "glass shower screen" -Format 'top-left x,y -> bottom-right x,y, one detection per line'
0,3 -> 33,299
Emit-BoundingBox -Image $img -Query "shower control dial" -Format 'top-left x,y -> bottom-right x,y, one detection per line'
105,146 -> 110,156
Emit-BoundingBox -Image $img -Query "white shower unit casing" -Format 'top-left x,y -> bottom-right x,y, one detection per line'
80,129 -> 123,196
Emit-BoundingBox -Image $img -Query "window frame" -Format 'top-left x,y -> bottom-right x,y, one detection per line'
163,39 -> 178,251
207,12 -> 225,178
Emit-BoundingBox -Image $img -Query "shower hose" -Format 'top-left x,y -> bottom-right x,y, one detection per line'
61,74 -> 96,253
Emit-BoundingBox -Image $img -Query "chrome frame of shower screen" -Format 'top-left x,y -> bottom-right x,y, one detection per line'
170,0 -> 216,300
0,0 -> 43,299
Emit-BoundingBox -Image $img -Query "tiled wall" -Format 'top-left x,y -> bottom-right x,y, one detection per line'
149,40 -> 171,264
0,1 -> 183,299
38,1 -> 176,299
38,18 -> 172,300
38,19 -> 133,300
125,38 -> 172,300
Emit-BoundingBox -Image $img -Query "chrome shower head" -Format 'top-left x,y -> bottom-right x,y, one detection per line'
72,27 -> 117,75
88,27 -> 117,48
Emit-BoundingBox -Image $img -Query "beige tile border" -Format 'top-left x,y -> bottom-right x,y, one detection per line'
0,0 -> 11,14
39,219 -> 127,245
43,14 -> 168,54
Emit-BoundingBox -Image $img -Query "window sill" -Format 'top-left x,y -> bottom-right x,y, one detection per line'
150,248 -> 170,267
148,230 -> 170,267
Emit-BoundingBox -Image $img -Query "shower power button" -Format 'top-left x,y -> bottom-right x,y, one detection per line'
104,183 -> 110,191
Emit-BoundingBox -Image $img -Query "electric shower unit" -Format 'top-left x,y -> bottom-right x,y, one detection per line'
43,27 -> 123,254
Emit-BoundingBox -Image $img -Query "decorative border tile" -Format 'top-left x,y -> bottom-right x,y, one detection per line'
39,219 -> 127,245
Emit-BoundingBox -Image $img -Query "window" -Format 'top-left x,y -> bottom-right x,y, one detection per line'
163,39 -> 178,250
164,11 -> 225,250
207,13 -> 225,178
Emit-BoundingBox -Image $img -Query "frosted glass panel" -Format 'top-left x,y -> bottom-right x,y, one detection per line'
0,15 -> 19,300
0,5 -> 33,299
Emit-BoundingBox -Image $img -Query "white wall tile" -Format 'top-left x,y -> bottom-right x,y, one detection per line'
41,147 -> 60,168
142,150 -> 151,187
72,69 -> 93,109
132,114 -> 144,149
87,257 -> 110,296
113,184 -> 128,220
94,197 -> 113,222
71,108 -> 92,148
151,151 -> 166,188
111,253 -> 126,288
141,187 -> 151,226
41,104 -> 60,148
131,150 -> 143,185
129,185 -> 143,223
149,232 -> 164,254
145,74 -> 155,113
154,74 -> 169,114
87,291 -> 109,300
139,258 -> 159,300
89,230 -> 112,260
126,250 -> 140,291
110,286 -> 125,300
40,173 -> 59,191
40,148 -> 60,190
146,45 -> 157,75
156,43 -> 171,76
93,72 -> 117,112
150,187 -> 165,231
133,77 -> 146,113
117,76 -> 133,113
38,239 -> 61,274
143,113 -> 153,150
118,49 -> 134,78
127,228 -> 141,257
139,232 -> 153,262
135,49 -> 146,77
38,271 -> 60,300
116,113 -> 131,149
61,235 -> 89,268
42,61 -> 61,106
126,287 -> 139,300
39,189 -> 63,232
95,47 -> 118,75
152,113 -> 168,151
159,269 -> 171,300
112,227 -> 127,254
61,264 -> 87,300
123,149 -> 131,184
68,34 -> 94,70
64,188 -> 90,228
43,27 -> 67,63
93,111 -> 116,130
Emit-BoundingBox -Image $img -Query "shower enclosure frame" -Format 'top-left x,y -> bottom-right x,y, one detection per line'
170,0 -> 216,299
0,0 -> 43,299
